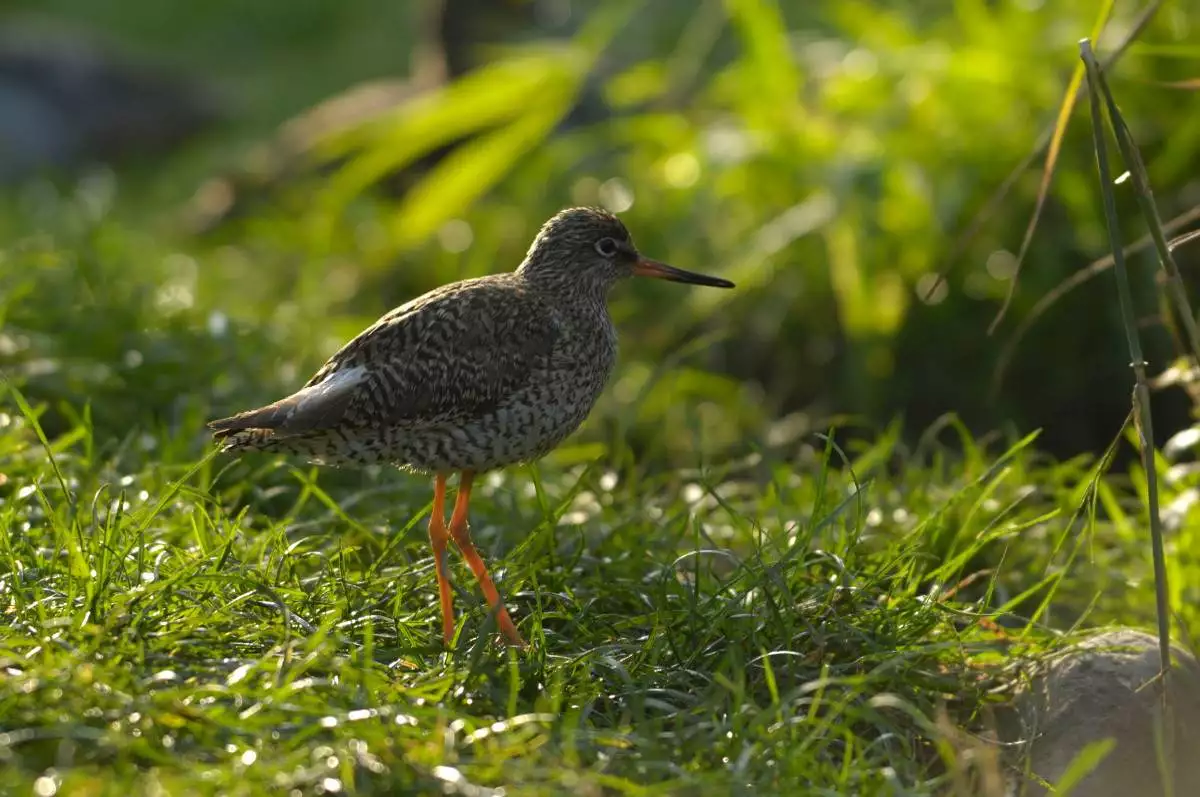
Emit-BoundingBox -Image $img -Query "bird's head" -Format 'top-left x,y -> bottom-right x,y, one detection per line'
517,207 -> 735,297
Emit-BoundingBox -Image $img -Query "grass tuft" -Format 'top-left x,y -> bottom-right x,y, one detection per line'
2,373 -> 1113,793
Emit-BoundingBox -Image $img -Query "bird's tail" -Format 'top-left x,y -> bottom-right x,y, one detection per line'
207,401 -> 293,451
209,427 -> 278,452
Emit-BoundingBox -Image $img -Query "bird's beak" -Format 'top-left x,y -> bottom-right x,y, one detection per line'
633,257 -> 735,288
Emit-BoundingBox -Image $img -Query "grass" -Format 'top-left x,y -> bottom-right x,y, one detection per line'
1079,36 -> 1171,700
0,376 -> 1071,795
0,207 -> 1187,793
4,4 -> 1200,794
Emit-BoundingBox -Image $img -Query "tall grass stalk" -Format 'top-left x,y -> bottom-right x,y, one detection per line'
1091,57 -> 1200,365
1079,36 -> 1172,706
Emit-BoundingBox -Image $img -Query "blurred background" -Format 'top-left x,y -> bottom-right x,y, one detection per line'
2,0 -> 1199,466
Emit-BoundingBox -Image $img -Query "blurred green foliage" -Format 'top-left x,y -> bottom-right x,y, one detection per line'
4,0 -> 1200,461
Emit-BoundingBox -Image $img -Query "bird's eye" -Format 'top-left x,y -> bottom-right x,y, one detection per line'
594,237 -> 619,258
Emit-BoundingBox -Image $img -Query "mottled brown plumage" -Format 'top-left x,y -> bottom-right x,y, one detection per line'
208,206 -> 734,647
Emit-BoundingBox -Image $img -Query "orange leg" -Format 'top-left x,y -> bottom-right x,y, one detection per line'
428,473 -> 456,645
447,470 -> 526,647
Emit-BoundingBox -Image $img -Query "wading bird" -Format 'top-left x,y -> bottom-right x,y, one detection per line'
209,207 -> 735,646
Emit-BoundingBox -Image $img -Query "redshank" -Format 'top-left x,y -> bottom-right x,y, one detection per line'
208,207 -> 735,647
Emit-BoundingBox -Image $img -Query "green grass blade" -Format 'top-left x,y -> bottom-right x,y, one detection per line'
1091,52 -> 1200,364
1080,37 -> 1172,714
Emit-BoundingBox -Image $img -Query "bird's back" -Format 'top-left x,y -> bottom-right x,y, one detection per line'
209,272 -> 618,472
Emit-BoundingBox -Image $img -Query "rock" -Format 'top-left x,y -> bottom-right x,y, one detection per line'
1004,628 -> 1200,796
0,21 -> 219,183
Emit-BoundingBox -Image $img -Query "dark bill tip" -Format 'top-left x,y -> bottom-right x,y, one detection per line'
633,257 -> 735,288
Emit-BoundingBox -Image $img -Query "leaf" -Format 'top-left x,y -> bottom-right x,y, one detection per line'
316,0 -> 639,251
1050,738 -> 1116,795
317,53 -> 579,215
723,0 -> 800,115
387,103 -> 570,250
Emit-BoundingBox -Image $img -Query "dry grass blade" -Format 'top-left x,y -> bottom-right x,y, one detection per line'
934,0 -> 1166,308
987,0 -> 1178,334
990,203 -> 1200,399
1168,229 -> 1200,252
986,37 -> 1101,336
921,128 -> 1050,303
928,0 -> 1164,330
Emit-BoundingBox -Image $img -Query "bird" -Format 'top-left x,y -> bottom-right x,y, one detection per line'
207,207 -> 735,647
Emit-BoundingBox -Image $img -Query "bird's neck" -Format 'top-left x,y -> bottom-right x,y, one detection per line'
516,264 -> 614,309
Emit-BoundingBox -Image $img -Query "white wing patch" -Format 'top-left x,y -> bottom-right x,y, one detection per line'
293,364 -> 368,417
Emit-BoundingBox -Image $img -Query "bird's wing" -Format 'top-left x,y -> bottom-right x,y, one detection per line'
208,279 -> 559,438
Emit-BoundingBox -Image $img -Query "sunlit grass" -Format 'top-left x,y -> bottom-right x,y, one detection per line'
3,1 -> 1200,792
0,379 -> 1068,795
0,205 -> 1188,792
